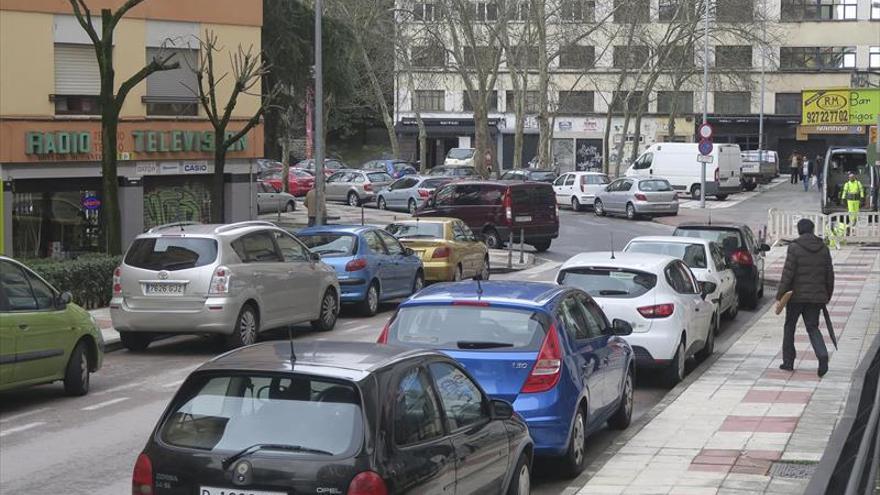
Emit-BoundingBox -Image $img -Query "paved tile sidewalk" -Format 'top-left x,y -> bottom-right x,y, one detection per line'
577,245 -> 880,495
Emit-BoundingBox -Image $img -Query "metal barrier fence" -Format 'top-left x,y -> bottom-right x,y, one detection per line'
767,209 -> 880,245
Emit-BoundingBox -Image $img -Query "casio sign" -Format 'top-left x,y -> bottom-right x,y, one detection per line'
183,163 -> 208,173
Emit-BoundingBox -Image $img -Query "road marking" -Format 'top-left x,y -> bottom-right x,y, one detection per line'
162,379 -> 186,389
93,381 -> 145,396
81,397 -> 129,411
0,422 -> 46,437
517,262 -> 561,277
0,407 -> 49,424
342,324 -> 371,333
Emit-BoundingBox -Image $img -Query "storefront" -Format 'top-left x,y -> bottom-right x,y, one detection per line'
396,118 -> 502,169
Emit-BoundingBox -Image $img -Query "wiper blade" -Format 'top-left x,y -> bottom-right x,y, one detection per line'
598,289 -> 630,296
456,341 -> 514,349
221,443 -> 332,469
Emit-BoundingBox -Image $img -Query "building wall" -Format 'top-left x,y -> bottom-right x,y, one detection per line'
0,10 -> 54,116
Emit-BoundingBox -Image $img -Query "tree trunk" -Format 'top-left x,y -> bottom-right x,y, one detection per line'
602,109 -> 613,175
474,106 -> 492,178
614,112 -> 632,177
511,73 -> 525,170
417,118 -> 428,173
212,131 -> 226,223
357,46 -> 399,158
100,109 -> 122,254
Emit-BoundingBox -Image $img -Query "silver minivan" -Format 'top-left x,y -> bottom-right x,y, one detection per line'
325,170 -> 393,206
110,221 -> 340,351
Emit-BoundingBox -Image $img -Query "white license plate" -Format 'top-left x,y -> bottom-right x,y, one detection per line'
515,215 -> 532,222
144,283 -> 186,295
200,487 -> 285,495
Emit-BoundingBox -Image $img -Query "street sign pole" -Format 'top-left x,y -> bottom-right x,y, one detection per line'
757,0 -> 767,165
314,0 -> 325,226
700,0 -> 710,209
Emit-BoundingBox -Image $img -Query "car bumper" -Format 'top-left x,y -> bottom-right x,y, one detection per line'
633,202 -> 679,215
513,388 -> 574,456
422,261 -> 455,282
337,274 -> 370,302
733,265 -> 759,294
496,224 -> 560,242
578,194 -> 597,205
623,320 -> 681,365
110,297 -> 242,334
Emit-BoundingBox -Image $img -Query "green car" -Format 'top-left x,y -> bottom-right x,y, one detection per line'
0,256 -> 104,395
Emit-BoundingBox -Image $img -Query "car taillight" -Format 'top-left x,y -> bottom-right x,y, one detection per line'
521,325 -> 562,394
638,303 -> 675,318
346,258 -> 368,271
432,246 -> 451,259
635,193 -> 647,201
377,322 -> 390,344
347,471 -> 388,495
113,266 -> 122,296
503,190 -> 513,223
364,183 -> 373,192
730,249 -> 753,266
132,452 -> 153,495
418,188 -> 431,198
208,266 -> 231,295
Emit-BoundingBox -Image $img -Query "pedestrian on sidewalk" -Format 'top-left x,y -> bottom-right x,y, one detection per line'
789,153 -> 800,184
802,156 -> 812,192
815,154 -> 824,190
777,218 -> 834,377
304,184 -> 325,227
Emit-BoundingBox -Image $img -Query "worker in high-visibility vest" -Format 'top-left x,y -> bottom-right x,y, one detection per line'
840,172 -> 865,226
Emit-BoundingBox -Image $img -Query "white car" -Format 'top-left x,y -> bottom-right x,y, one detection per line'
553,171 -> 610,211
623,236 -> 739,331
556,252 -> 715,386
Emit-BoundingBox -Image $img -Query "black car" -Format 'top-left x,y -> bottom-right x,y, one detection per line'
135,341 -> 533,495
499,168 -> 558,183
673,222 -> 770,309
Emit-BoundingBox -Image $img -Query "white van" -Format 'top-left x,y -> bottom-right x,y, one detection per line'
626,143 -> 742,200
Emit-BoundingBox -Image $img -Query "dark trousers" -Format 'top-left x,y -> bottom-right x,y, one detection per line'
790,171 -> 800,184
782,302 -> 829,366
307,216 -> 316,227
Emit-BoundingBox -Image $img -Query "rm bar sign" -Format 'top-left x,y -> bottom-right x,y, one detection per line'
802,89 -> 880,126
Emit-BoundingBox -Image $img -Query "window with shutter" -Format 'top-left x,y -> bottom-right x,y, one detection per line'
53,43 -> 101,115
145,48 -> 199,116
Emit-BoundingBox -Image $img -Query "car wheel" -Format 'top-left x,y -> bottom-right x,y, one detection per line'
483,228 -> 502,249
594,199 -> 606,216
691,184 -> 702,201
119,331 -> 152,352
724,293 -> 739,320
377,196 -> 387,210
531,239 -> 551,252
63,341 -> 90,396
626,203 -> 637,220
475,256 -> 490,280
285,201 -> 296,212
757,279 -> 765,299
348,191 -> 361,207
359,282 -> 380,316
506,453 -> 531,495
227,304 -> 259,349
664,339 -> 687,387
697,318 -> 716,361
741,289 -> 759,310
412,271 -> 425,294
408,198 -> 418,214
310,289 -> 339,332
608,368 -> 634,430
453,264 -> 463,281
561,407 -> 587,478
716,194 -> 728,201
571,197 -> 582,212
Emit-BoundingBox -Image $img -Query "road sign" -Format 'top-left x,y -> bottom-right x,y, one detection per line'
698,139 -> 713,156
697,155 -> 714,163
698,123 -> 714,140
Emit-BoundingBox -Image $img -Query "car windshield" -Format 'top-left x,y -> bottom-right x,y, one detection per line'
388,305 -> 546,351
160,373 -> 363,457
639,180 -> 673,192
530,171 -> 557,181
558,267 -> 657,298
391,162 -> 413,172
626,242 -> 708,269
124,237 -> 218,271
299,234 -> 357,257
385,222 -> 444,239
367,172 -> 393,183
448,149 -> 475,160
674,228 -> 743,252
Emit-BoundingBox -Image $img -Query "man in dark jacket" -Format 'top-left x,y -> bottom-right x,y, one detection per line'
776,219 -> 835,376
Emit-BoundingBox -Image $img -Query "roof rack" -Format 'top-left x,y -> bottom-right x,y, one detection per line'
147,221 -> 202,233
213,220 -> 277,234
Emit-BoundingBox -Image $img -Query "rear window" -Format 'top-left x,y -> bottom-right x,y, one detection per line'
388,305 -> 547,351
299,234 -> 357,257
367,172 -> 393,183
392,162 -> 413,171
386,222 -> 444,239
626,242 -> 707,269
674,228 -> 743,252
827,152 -> 870,183
448,149 -> 475,160
511,185 -> 555,209
160,373 -> 363,457
558,267 -> 657,298
583,174 -> 609,185
639,180 -> 673,192
124,237 -> 218,271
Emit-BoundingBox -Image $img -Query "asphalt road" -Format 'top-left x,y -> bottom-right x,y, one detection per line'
0,180 -> 816,495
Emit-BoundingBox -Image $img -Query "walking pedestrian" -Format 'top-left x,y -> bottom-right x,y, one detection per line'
789,153 -> 800,184
802,156 -> 811,192
777,219 -> 834,377
840,172 -> 864,226
815,154 -> 824,190
304,184 -> 325,227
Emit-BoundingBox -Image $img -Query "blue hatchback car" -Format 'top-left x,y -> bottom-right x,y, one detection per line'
298,225 -> 425,316
379,281 -> 635,477
362,159 -> 418,179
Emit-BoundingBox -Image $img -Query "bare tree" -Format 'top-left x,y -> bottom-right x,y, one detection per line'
68,0 -> 178,254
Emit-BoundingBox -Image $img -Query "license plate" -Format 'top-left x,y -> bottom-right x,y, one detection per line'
515,215 -> 532,222
413,250 -> 425,257
144,283 -> 186,295
200,487 -> 285,495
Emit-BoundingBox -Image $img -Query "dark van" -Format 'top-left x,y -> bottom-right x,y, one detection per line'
416,180 -> 559,252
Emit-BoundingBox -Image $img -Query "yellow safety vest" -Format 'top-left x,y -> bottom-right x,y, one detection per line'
841,180 -> 864,201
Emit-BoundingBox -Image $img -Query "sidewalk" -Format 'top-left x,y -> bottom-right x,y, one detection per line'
577,245 -> 880,495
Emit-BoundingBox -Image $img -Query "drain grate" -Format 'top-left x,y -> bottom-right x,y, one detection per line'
770,461 -> 818,479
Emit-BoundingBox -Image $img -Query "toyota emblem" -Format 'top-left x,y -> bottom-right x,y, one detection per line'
157,271 -> 169,280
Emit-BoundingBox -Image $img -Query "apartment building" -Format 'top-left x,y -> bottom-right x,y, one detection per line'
394,0 -> 880,171
0,0 -> 264,257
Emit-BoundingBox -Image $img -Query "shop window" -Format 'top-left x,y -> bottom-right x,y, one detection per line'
12,186 -> 104,259
143,176 -> 213,230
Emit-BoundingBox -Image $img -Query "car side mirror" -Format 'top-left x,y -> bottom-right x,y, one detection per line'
57,291 -> 73,308
699,281 -> 716,300
309,252 -> 321,262
609,318 -> 633,336
490,399 -> 514,420
403,247 -> 415,257
760,243 -> 770,252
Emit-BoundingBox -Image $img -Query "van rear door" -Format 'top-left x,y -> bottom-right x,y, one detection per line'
716,145 -> 742,191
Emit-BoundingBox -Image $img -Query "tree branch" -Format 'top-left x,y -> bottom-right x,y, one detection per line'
68,0 -> 102,48
116,53 -> 180,107
111,0 -> 145,27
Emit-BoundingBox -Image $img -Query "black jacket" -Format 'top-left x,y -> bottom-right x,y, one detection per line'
776,234 -> 834,304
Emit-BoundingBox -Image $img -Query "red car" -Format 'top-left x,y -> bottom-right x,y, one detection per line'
263,168 -> 315,197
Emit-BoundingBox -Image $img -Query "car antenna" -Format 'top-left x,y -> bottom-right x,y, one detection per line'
610,232 -> 616,259
287,324 -> 296,366
476,277 -> 483,296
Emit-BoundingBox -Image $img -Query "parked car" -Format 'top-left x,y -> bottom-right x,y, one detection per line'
0,256 -> 104,395
500,168 -> 558,183
262,168 -> 315,197
296,158 -> 349,177
256,181 -> 297,214
416,180 -> 559,252
298,225 -> 424,316
821,147 -> 876,214
255,158 -> 283,178
111,221 -> 340,351
362,159 -> 418,179
136,341 -> 533,495
325,170 -> 394,207
427,164 -> 479,178
626,142 -> 742,200
673,222 -> 769,309
556,252 -> 715,386
386,218 -> 490,282
377,176 -> 454,214
444,147 -> 476,167
624,236 -> 739,330
594,177 -> 678,220
379,280 -> 635,477
553,171 -> 610,211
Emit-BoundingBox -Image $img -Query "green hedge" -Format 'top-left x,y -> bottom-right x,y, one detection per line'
23,255 -> 122,310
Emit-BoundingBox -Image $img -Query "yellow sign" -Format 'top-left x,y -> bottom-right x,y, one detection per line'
802,89 -> 880,126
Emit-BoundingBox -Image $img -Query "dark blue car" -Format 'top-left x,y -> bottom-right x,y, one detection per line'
362,159 -> 418,179
379,281 -> 635,477
298,225 -> 424,316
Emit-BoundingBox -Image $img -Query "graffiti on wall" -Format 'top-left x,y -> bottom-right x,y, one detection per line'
575,139 -> 603,171
143,183 -> 212,229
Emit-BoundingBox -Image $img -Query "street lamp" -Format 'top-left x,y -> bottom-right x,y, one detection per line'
700,0 -> 711,209
314,0 -> 326,225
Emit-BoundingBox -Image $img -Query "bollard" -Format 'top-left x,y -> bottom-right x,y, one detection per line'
519,228 -> 525,264
507,231 -> 513,269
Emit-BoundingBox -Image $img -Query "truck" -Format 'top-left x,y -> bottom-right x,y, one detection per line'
740,150 -> 779,191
